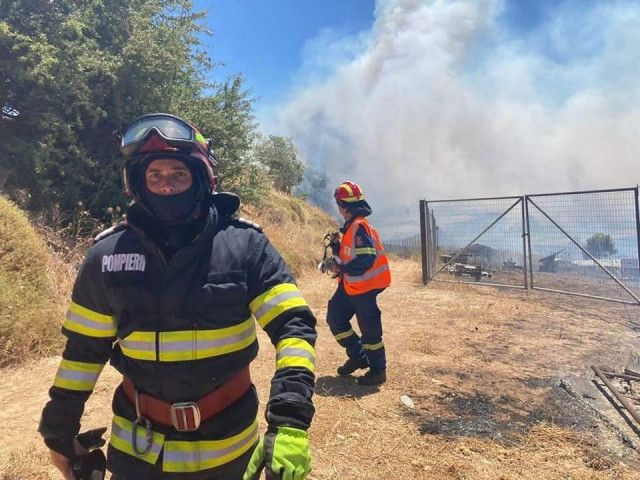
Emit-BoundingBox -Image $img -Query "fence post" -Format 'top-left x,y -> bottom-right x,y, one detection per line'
525,196 -> 534,289
635,186 -> 640,273
420,200 -> 429,284
521,196 -> 528,289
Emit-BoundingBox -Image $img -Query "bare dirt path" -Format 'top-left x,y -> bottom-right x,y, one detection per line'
2,259 -> 640,479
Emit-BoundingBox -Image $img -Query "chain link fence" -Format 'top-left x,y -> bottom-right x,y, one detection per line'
383,234 -> 421,258
420,187 -> 640,305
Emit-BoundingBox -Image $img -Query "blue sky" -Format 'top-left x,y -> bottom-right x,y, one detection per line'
195,0 -> 375,121
191,0 -> 640,237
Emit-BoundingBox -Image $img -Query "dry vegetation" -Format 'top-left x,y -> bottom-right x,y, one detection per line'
2,193 -> 640,479
0,191 -> 338,367
241,190 -> 340,276
0,196 -> 76,366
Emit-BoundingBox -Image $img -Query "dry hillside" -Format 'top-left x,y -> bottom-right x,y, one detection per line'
2,259 -> 640,479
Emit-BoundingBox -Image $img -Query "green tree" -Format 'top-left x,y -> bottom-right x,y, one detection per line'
184,75 -> 267,204
253,135 -> 305,195
1,0 -> 259,221
583,233 -> 617,259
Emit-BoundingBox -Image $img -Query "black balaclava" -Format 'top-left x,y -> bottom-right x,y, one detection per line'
135,155 -> 206,222
129,155 -> 210,252
141,182 -> 199,223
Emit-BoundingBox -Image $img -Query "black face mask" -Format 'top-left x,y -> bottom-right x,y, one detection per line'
141,184 -> 199,223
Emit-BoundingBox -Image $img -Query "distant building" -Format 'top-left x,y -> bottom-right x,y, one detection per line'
571,258 -> 639,279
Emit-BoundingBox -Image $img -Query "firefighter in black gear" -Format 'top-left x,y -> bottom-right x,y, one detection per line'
39,114 -> 317,479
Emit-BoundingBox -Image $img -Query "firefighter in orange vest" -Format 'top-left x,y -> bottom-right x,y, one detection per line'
325,181 -> 391,386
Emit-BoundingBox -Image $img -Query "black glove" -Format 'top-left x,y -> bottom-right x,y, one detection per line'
71,428 -> 107,480
71,449 -> 106,480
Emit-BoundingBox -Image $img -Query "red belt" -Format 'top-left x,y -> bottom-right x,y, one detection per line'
122,367 -> 251,432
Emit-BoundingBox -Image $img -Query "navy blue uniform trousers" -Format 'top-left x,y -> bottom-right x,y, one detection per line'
327,282 -> 386,371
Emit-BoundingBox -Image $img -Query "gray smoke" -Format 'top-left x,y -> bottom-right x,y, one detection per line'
272,0 -> 640,237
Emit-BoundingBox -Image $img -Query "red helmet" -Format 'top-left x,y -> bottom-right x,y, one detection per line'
334,181 -> 365,205
120,113 -> 217,197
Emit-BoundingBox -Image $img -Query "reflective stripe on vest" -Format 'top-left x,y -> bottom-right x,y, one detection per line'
339,218 -> 391,295
53,359 -> 105,391
250,283 -> 309,328
275,337 -> 316,373
118,318 -> 256,362
109,415 -> 258,472
64,301 -> 117,338
163,418 -> 259,472
110,415 -> 165,465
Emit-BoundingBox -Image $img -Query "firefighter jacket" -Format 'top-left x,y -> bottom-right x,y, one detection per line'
338,216 -> 391,295
39,194 -> 317,476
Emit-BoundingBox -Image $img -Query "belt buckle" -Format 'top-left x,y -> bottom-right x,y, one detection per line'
170,402 -> 201,432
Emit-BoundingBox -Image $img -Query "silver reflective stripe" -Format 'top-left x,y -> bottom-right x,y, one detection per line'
345,264 -> 390,283
164,422 -> 259,464
119,338 -> 156,352
57,369 -> 100,383
161,327 -> 254,352
66,311 -> 115,331
277,347 -> 316,366
253,290 -> 303,320
111,421 -> 163,458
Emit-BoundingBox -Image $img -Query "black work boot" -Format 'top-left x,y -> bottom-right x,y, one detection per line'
337,356 -> 369,376
356,370 -> 387,386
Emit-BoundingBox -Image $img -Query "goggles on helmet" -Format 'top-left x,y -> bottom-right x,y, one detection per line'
120,113 -> 218,198
120,113 -> 212,160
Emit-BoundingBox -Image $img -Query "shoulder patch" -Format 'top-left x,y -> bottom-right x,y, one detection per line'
93,221 -> 128,244
231,216 -> 263,232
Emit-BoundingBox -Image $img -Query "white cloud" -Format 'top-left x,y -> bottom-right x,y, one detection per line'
271,0 -> 640,236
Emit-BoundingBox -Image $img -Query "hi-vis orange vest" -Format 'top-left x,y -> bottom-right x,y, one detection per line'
339,217 -> 391,295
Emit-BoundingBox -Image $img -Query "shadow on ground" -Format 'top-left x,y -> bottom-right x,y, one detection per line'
315,375 -> 380,398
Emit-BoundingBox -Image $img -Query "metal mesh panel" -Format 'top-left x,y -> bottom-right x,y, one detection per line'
527,188 -> 640,304
384,234 -> 421,257
427,197 -> 526,288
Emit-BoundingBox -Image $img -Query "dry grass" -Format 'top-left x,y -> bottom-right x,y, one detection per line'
241,190 -> 339,276
0,196 -> 74,366
3,194 -> 640,479
2,259 -> 640,479
0,191 -> 337,366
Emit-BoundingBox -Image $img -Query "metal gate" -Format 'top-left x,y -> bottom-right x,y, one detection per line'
421,187 -> 640,305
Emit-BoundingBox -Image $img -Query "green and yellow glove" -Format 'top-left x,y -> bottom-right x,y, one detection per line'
243,426 -> 311,480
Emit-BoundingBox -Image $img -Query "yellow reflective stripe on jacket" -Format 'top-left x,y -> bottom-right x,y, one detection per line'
363,341 -> 384,351
53,359 -> 104,391
250,283 -> 308,328
109,415 -> 164,465
64,302 -> 116,338
118,331 -> 156,361
163,418 -> 259,473
159,319 -> 256,361
275,338 -> 316,372
354,247 -> 376,255
334,328 -> 355,341
118,318 -> 256,362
